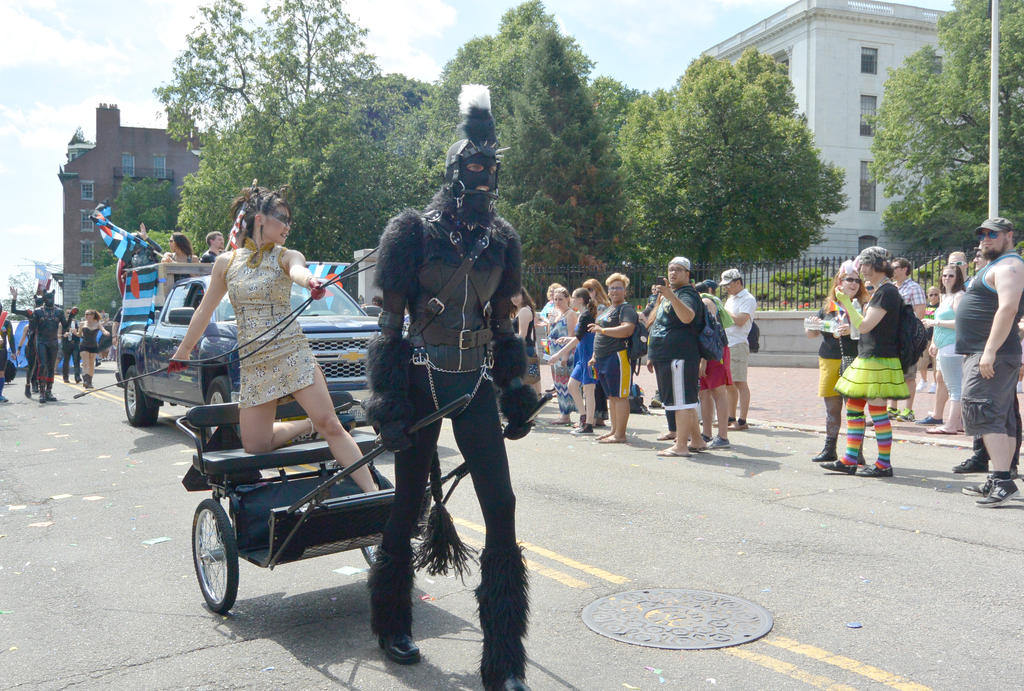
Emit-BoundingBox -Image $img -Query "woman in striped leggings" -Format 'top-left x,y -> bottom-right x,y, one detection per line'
824,247 -> 909,478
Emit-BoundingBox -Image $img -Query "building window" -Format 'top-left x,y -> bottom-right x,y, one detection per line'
860,95 -> 877,136
773,51 -> 790,76
861,47 -> 878,74
80,279 -> 89,295
121,153 -> 135,177
858,235 -> 878,252
81,240 -> 94,266
153,155 -> 166,179
81,180 -> 94,200
80,209 -> 93,231
859,161 -> 876,212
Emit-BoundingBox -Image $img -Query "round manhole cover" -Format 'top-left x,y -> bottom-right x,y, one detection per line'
581,588 -> 773,650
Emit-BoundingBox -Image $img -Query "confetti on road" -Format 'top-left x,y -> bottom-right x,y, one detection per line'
83,496 -> 104,502
0,610 -> 12,614
97,455 -> 110,459
846,622 -> 863,629
261,666 -> 275,672
50,495 -> 72,501
420,595 -> 434,601
40,448 -> 56,452
28,522 -> 54,528
173,461 -> 190,466
8,506 -> 26,512
333,566 -> 368,576
142,537 -> 171,545
899,506 -> 914,510
623,685 -> 641,690
54,434 -> 70,438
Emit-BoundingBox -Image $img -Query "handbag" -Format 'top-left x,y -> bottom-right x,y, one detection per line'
523,318 -> 541,386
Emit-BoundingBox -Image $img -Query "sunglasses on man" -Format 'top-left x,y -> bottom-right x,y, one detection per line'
976,228 -> 1007,240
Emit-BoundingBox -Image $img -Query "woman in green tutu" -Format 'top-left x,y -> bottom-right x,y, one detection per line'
824,246 -> 909,478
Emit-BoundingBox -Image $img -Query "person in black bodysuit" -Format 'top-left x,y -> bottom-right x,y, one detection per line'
10,288 -> 40,398
364,85 -> 538,691
14,289 -> 67,403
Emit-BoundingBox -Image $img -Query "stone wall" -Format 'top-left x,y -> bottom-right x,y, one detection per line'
748,310 -> 820,368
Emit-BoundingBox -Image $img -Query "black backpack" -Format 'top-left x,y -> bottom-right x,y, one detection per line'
628,314 -> 649,361
897,303 -> 928,373
698,302 -> 726,362
747,320 -> 760,353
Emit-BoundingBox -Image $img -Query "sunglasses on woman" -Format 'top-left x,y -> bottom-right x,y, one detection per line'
842,277 -> 861,284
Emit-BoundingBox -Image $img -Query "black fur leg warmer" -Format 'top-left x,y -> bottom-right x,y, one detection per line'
490,334 -> 527,388
363,334 -> 414,427
368,549 -> 414,638
476,545 -> 530,690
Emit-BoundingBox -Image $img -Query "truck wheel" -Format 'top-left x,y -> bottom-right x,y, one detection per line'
124,364 -> 160,427
205,375 -> 232,406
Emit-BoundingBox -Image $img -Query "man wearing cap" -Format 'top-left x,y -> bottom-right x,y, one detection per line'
957,218 -> 1024,506
721,268 -> 756,430
645,257 -> 705,456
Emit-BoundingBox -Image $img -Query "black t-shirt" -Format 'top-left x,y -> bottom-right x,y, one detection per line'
859,282 -> 901,358
647,285 -> 703,361
575,311 -> 595,340
816,306 -> 858,360
200,250 -> 218,264
593,303 -> 638,360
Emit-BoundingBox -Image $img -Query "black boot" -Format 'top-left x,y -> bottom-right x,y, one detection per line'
83,374 -> 93,389
24,383 -> 31,399
45,383 -> 57,402
811,436 -> 838,462
477,546 -> 531,691
368,549 -> 420,665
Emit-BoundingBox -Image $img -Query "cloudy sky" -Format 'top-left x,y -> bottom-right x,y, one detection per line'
0,0 -> 953,293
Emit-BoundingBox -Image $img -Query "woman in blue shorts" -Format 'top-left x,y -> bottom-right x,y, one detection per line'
551,288 -> 599,434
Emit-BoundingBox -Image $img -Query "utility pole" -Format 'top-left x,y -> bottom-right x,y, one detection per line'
989,0 -> 1000,217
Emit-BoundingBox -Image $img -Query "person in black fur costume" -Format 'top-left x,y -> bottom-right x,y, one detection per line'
364,84 -> 538,691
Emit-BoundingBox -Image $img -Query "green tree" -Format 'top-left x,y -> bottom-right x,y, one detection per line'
112,179 -> 178,234
159,0 -> 420,260
619,50 -> 846,262
871,0 -> 1024,249
501,29 -> 624,263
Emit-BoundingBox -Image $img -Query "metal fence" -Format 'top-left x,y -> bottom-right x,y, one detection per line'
523,249 -> 975,312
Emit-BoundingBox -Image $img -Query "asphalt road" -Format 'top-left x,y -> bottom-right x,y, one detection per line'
2,365 -> 1022,690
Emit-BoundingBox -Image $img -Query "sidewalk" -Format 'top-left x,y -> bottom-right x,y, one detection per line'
543,364 -> 978,449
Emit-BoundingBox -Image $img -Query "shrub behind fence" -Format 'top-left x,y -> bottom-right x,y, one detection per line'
523,249 -> 973,312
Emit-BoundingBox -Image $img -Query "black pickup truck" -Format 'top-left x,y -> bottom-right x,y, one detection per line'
117,274 -> 378,427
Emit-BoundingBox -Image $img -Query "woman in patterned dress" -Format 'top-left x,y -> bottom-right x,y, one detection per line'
171,185 -> 377,493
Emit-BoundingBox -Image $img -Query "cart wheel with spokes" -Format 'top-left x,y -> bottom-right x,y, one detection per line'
192,498 -> 239,614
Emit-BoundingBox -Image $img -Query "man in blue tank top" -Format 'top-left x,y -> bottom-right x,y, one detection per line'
956,218 -> 1024,506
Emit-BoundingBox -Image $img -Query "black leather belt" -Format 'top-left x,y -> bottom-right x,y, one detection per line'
418,324 -> 493,349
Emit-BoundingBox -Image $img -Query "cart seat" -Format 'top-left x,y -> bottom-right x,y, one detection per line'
195,430 -> 378,476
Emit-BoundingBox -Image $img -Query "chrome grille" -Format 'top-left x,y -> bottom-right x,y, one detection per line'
310,335 -> 370,382
321,360 -> 367,379
309,337 -> 369,352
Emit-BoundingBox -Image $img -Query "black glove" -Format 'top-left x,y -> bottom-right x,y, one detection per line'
500,384 -> 541,440
379,420 -> 412,453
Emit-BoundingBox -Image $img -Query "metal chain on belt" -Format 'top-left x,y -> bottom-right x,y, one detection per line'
412,348 -> 492,412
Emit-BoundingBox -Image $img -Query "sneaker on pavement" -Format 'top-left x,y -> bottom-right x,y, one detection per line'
976,479 -> 1019,507
0,395 -> 8,403
961,476 -> 993,497
649,396 -> 662,409
571,424 -> 594,435
857,464 -> 893,478
929,383 -> 936,393
896,409 -> 915,422
953,457 -> 989,474
916,380 -> 927,392
708,436 -> 730,449
701,434 -> 712,443
915,415 -> 943,425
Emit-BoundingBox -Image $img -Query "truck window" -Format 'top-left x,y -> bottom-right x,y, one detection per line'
184,283 -> 205,309
161,286 -> 188,323
298,283 -> 365,317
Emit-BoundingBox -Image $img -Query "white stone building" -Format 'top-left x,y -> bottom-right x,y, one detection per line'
703,0 -> 943,257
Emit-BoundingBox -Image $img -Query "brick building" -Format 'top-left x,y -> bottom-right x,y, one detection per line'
56,104 -> 199,306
